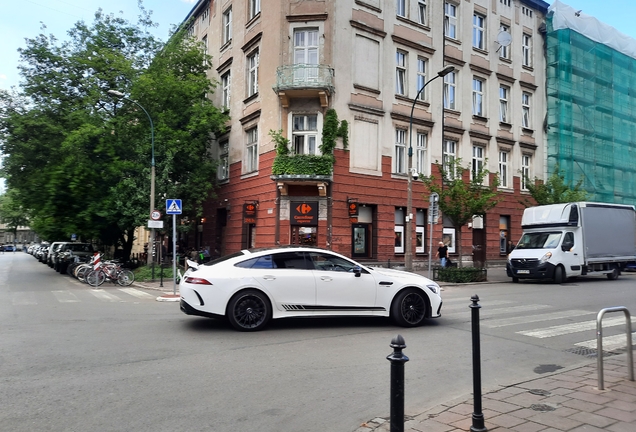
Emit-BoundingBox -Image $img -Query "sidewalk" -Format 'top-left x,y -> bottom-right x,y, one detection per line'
355,355 -> 636,432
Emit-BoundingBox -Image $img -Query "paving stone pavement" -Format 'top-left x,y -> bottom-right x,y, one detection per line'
353,356 -> 636,432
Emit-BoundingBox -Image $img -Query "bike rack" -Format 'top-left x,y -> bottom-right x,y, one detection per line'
596,307 -> 634,390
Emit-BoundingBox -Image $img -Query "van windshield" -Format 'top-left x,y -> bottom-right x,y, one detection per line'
516,232 -> 562,249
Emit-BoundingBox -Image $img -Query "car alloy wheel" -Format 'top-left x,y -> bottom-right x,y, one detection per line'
228,290 -> 271,332
392,289 -> 428,327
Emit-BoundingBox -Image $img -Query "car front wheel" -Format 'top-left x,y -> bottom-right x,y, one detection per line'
227,289 -> 272,332
392,288 -> 429,327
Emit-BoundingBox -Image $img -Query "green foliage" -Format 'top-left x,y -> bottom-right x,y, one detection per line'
420,158 -> 502,267
435,267 -> 487,283
320,109 -> 348,154
0,4 -> 228,258
133,263 -> 178,281
272,155 -> 334,175
0,190 -> 29,239
522,165 -> 588,206
270,129 -> 290,156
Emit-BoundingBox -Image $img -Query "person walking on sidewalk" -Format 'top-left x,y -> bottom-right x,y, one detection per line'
435,241 -> 448,267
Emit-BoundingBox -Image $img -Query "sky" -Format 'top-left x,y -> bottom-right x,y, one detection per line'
0,0 -> 198,91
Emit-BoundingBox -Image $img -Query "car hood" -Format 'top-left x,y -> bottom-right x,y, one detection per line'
370,267 -> 435,284
509,249 -> 550,260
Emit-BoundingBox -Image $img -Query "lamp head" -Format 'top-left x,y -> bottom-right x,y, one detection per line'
107,90 -> 125,98
438,65 -> 455,77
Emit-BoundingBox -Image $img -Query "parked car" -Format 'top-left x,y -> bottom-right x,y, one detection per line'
37,246 -> 49,262
179,246 -> 443,331
3,245 -> 15,252
46,242 -> 65,267
54,242 -> 94,273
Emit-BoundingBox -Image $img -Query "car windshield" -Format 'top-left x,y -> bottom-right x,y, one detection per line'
66,244 -> 93,252
515,232 -> 563,249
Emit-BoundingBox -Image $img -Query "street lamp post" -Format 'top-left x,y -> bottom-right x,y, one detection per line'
405,65 -> 454,272
107,90 -> 156,271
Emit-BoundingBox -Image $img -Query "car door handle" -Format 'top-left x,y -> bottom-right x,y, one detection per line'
379,281 -> 393,285
262,275 -> 276,281
320,276 -> 333,282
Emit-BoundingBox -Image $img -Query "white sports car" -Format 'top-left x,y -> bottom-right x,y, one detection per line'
179,247 -> 442,331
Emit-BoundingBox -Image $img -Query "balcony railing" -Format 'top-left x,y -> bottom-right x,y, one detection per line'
273,64 -> 335,93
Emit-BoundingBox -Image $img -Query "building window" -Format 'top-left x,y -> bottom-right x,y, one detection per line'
416,209 -> 426,253
247,50 -> 259,97
522,34 -> 532,67
246,127 -> 258,173
293,28 -> 319,82
522,6 -> 533,17
443,139 -> 457,179
396,50 -> 407,96
292,114 -> 318,155
472,145 -> 484,180
418,0 -> 427,25
416,132 -> 427,174
499,24 -> 510,60
218,140 -> 229,180
499,216 -> 510,254
444,2 -> 458,39
472,13 -> 485,50
521,154 -> 531,191
200,7 -> 210,25
249,0 -> 261,20
397,0 -> 406,18
394,129 -> 407,174
472,77 -> 484,116
499,150 -> 509,188
522,92 -> 532,128
221,71 -> 231,110
416,57 -> 427,100
222,7 -> 232,44
499,85 -> 509,123
394,208 -> 405,254
443,70 -> 456,110
500,0 -> 511,6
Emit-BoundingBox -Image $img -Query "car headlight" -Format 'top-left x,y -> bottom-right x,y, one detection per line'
539,252 -> 552,264
426,284 -> 439,295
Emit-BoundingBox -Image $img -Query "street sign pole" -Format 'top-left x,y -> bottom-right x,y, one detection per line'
428,192 -> 439,279
173,213 -> 177,295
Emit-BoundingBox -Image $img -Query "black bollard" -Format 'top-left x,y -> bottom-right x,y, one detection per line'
386,335 -> 409,432
159,262 -> 164,287
470,295 -> 487,432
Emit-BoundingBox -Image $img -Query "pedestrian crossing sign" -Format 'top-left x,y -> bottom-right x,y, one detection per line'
166,199 -> 182,214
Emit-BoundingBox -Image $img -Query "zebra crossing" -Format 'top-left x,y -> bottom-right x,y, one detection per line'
11,286 -> 159,306
442,297 -> 635,354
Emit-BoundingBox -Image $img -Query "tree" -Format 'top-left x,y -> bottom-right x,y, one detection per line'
0,189 -> 29,242
0,5 -> 228,259
522,165 -> 588,206
420,159 -> 502,267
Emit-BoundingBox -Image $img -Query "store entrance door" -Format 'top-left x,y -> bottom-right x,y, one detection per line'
352,224 -> 369,257
291,226 -> 317,246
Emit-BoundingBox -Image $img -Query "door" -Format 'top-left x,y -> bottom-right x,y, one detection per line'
352,224 -> 369,257
472,228 -> 486,267
308,251 -> 377,310
291,226 -> 317,246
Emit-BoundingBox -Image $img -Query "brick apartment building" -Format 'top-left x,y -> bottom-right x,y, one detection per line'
179,0 -> 549,267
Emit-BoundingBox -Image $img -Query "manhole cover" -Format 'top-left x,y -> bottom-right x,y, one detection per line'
530,403 -> 557,412
529,389 -> 551,396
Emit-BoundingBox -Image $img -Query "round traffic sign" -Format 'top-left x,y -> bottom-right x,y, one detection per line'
150,210 -> 162,220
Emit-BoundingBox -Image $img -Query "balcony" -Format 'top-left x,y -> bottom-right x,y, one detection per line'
273,64 -> 335,107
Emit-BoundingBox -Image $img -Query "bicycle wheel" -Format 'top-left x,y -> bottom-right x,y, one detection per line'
86,269 -> 106,287
116,269 -> 135,286
76,265 -> 91,282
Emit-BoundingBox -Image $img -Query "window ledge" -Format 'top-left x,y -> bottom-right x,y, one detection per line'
472,114 -> 488,123
499,57 -> 512,64
522,65 -> 534,72
472,46 -> 488,55
243,93 -> 259,104
521,127 -> 534,134
499,121 -> 512,129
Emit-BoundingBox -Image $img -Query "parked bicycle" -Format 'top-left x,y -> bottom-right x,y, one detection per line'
86,261 -> 134,287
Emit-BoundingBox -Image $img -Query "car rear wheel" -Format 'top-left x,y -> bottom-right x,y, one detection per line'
227,289 -> 271,332
607,267 -> 619,280
391,288 -> 428,327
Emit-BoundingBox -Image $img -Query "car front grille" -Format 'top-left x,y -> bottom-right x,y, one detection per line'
511,258 -> 539,269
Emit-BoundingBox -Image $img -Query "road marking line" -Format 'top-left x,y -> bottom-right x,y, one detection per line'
575,333 -> 636,351
89,289 -> 122,302
518,316 -> 636,338
118,287 -> 155,299
52,290 -> 80,303
12,292 -> 38,305
483,310 -> 593,328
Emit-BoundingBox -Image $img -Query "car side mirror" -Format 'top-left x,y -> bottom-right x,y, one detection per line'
561,242 -> 573,252
353,266 -> 362,277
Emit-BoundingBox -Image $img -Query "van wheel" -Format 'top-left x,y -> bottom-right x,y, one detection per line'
607,267 -> 619,280
554,266 -> 565,284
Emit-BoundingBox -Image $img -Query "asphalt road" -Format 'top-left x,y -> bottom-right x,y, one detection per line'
2,252 -> 635,432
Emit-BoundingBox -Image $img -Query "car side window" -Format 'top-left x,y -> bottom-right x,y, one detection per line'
235,255 -> 274,269
310,252 -> 357,272
271,252 -> 313,269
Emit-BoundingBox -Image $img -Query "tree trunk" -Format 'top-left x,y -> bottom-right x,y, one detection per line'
120,228 -> 135,262
455,224 -> 464,268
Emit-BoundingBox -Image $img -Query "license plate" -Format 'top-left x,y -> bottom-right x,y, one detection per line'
516,269 -> 530,274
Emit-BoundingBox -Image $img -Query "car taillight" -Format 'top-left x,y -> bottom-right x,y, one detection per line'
184,276 -> 213,285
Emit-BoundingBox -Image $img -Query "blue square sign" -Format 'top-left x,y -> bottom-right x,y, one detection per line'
166,199 -> 182,214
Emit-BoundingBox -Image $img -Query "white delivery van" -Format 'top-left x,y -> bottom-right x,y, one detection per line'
507,202 -> 636,283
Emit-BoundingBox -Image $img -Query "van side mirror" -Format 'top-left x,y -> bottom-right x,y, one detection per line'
561,242 -> 574,252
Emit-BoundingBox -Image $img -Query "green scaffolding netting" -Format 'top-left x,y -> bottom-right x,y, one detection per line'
547,18 -> 636,205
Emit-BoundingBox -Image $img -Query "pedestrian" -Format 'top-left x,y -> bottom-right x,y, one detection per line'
435,241 -> 448,267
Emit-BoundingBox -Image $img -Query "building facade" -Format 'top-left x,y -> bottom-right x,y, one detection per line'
181,0 -> 549,267
547,1 -> 636,206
